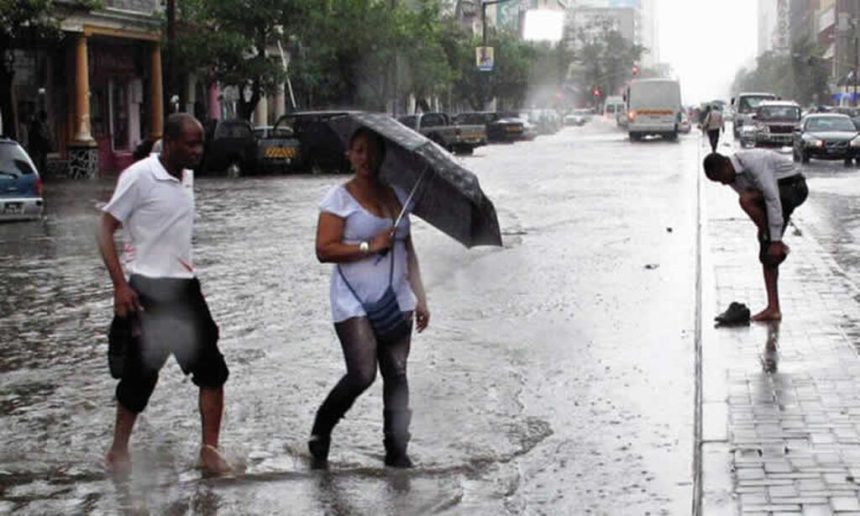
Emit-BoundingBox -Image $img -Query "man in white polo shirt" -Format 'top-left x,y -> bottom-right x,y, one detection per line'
97,113 -> 231,476
703,150 -> 809,322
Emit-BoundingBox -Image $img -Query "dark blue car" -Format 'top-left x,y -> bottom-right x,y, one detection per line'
0,138 -> 43,221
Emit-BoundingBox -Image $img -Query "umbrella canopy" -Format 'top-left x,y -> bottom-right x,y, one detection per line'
328,112 -> 502,248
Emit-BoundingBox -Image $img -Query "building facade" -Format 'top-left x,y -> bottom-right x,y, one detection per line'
12,0 -> 164,177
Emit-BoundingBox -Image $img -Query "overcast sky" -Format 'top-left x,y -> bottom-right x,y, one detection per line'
657,0 -> 759,105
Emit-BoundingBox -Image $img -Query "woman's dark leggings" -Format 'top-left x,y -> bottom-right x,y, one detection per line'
311,314 -> 412,437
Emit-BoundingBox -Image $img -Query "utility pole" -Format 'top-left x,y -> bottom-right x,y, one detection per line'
166,0 -> 176,113
480,0 -> 517,110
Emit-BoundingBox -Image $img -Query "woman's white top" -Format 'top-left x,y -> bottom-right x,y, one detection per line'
320,184 -> 416,323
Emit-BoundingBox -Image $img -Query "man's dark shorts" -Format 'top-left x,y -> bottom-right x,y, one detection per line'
111,275 -> 229,413
758,174 -> 809,265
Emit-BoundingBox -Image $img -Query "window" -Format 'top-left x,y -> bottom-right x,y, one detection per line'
806,117 -> 856,132
0,143 -> 36,176
758,106 -> 800,121
421,114 -> 446,127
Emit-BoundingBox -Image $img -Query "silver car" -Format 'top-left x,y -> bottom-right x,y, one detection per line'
0,138 -> 44,222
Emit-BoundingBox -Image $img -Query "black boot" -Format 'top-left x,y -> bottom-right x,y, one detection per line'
308,434 -> 331,469
309,403 -> 344,469
383,409 -> 413,468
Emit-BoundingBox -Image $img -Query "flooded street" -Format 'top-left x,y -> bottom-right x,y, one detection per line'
2,120 -> 702,514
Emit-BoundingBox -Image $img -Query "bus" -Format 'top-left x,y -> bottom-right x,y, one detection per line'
625,79 -> 683,141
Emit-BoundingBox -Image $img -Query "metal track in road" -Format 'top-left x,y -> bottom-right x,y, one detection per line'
692,133 -> 705,516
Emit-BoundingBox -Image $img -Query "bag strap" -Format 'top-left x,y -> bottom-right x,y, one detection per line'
337,243 -> 395,304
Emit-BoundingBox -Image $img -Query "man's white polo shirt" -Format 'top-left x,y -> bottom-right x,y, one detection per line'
103,155 -> 196,279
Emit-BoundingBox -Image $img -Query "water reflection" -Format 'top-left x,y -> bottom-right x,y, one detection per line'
760,321 -> 780,373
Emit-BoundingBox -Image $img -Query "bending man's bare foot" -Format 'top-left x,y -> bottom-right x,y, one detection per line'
199,444 -> 233,476
105,449 -> 131,479
752,308 -> 782,322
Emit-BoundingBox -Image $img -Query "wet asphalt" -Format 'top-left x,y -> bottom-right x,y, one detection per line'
3,120 -> 854,514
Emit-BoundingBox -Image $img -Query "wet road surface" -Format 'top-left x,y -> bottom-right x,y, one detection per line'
1,120 -> 707,514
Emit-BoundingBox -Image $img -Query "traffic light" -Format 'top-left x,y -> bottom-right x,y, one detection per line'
631,64 -> 640,76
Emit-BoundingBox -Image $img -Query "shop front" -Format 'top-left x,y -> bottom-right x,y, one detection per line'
89,41 -> 147,174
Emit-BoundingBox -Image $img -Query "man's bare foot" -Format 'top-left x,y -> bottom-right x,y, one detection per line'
752,308 -> 782,322
105,449 -> 131,479
199,445 -> 233,476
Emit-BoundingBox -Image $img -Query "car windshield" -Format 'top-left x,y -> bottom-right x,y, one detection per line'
456,113 -> 490,124
805,117 -> 856,132
0,143 -> 36,176
215,123 -> 252,139
758,106 -> 800,121
738,96 -> 775,113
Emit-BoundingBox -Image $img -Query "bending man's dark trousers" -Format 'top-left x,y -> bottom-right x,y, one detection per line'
756,175 -> 809,267
312,314 -> 413,437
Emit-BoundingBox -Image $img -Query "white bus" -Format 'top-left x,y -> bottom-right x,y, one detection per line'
625,79 -> 683,141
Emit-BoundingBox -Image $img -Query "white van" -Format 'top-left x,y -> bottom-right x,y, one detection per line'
625,79 -> 683,141
603,96 -> 625,118
731,92 -> 778,139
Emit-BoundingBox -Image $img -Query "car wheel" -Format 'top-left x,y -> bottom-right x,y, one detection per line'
845,158 -> 854,167
226,160 -> 242,178
454,145 -> 474,156
629,132 -> 640,141
801,151 -> 810,164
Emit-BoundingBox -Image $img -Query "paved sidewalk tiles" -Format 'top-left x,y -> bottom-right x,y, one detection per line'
701,185 -> 860,515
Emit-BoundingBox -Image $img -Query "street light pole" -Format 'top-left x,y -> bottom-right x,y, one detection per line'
480,0 -> 517,110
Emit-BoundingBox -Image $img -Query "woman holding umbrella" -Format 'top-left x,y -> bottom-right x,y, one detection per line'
309,127 -> 430,469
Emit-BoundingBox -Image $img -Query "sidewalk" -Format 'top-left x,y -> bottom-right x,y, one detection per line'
700,181 -> 860,515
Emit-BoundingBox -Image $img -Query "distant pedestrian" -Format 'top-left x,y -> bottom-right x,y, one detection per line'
309,127 -> 430,469
27,111 -> 50,174
703,150 -> 808,321
97,113 -> 232,477
702,105 -> 724,153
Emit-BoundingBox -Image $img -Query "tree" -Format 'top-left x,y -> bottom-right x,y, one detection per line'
0,0 -> 65,138
174,0 -> 306,120
731,38 -> 829,106
569,19 -> 645,105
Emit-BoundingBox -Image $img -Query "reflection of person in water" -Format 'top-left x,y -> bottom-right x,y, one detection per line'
761,321 -> 780,373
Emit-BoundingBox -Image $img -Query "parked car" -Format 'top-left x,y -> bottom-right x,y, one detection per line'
254,125 -> 302,173
502,112 -> 538,141
0,138 -> 43,221
678,111 -> 692,134
792,113 -> 860,165
525,109 -> 562,135
200,119 -> 257,177
731,92 -> 777,139
564,109 -> 591,127
454,112 -> 528,143
752,100 -> 801,147
273,110 -> 360,173
397,112 -> 486,154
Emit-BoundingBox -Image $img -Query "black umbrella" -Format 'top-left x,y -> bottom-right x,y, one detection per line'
328,112 -> 502,248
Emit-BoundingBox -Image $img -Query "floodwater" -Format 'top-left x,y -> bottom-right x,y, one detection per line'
1,120 -> 701,514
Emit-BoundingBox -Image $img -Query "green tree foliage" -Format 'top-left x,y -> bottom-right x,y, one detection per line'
175,0 -> 567,114
569,19 -> 645,103
0,0 -> 69,138
174,0 -> 305,119
731,38 -> 829,106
